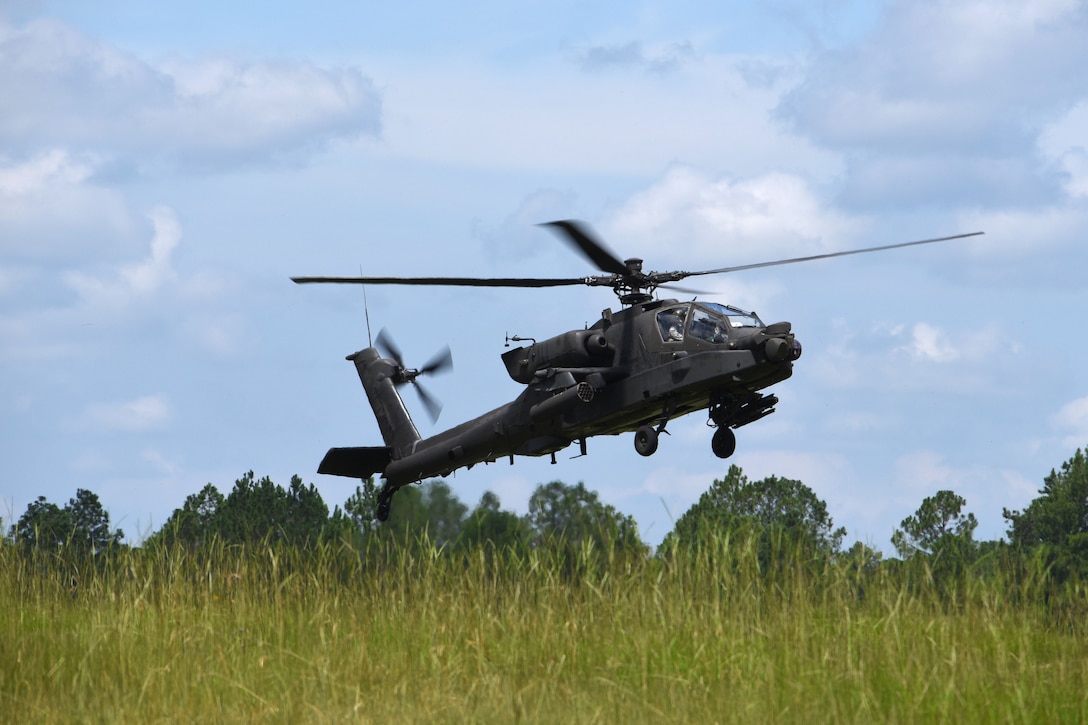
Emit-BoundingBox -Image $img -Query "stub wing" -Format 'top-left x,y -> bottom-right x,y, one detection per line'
317,446 -> 392,479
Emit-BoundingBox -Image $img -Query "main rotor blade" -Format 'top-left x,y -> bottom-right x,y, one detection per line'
292,275 -> 588,288
539,220 -> 629,276
658,282 -> 711,296
687,232 -> 985,278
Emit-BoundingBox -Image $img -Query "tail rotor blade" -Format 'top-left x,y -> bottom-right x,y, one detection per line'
421,345 -> 453,376
375,328 -> 405,367
413,381 -> 443,423
375,328 -> 449,422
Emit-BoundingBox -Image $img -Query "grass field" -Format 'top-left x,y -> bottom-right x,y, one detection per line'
3,538 -> 1087,723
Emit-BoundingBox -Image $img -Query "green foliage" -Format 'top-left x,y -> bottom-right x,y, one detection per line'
1005,446 -> 1088,548
10,497 -> 68,551
526,480 -> 647,556
843,540 -> 884,570
455,491 -> 531,555
662,464 -> 845,570
217,471 -> 328,545
316,479 -> 647,567
341,477 -> 382,537
5,530 -> 1088,722
892,489 -> 978,558
364,480 -> 469,550
150,472 -> 329,548
891,490 -> 980,597
8,489 -> 123,556
415,480 -> 469,547
1004,446 -> 1088,583
153,483 -> 224,548
16,447 -> 1088,720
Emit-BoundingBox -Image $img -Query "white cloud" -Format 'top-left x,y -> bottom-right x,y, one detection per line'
641,466 -> 718,500
84,394 -> 171,432
0,18 -> 381,169
0,200 -> 249,364
958,206 -> 1087,259
370,50 -> 834,178
141,449 -> 177,475
1059,149 -> 1088,198
153,58 -> 381,167
572,39 -> 697,75
893,450 -> 959,497
907,323 -> 955,362
0,148 -> 92,194
182,312 -> 250,357
908,320 -> 1000,365
126,205 -> 179,294
776,0 -> 1088,209
65,205 -> 180,309
781,0 -> 1088,152
1053,394 -> 1088,449
808,319 -> 1012,397
604,166 -> 860,264
1039,100 -> 1088,198
0,150 -> 133,260
472,188 -> 581,261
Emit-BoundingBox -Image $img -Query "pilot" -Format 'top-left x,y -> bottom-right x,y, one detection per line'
658,309 -> 686,341
691,317 -> 725,343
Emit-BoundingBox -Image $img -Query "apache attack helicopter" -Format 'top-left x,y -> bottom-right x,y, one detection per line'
293,220 -> 982,520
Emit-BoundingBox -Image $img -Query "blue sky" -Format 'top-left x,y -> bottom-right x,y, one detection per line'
3,0 -> 1087,549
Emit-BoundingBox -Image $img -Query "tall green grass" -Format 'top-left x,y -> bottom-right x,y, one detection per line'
3,536 -> 1087,722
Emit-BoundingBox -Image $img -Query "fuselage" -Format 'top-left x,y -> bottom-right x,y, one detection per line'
376,298 -> 800,485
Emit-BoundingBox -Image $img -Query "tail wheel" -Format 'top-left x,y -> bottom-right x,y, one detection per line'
712,427 -> 736,459
376,483 -> 396,522
634,426 -> 659,457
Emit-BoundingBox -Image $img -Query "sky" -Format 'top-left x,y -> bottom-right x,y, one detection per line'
2,0 -> 1087,551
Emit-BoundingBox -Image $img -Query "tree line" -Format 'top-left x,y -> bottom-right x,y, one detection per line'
6,446 -> 1088,587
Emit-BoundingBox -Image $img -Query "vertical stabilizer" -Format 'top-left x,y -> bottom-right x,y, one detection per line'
349,347 -> 421,459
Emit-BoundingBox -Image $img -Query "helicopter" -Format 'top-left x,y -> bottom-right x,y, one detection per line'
293,220 -> 983,520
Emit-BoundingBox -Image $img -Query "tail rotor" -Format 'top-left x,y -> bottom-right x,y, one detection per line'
375,329 -> 453,423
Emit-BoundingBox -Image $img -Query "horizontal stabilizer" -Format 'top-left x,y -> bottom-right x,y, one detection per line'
318,446 -> 392,479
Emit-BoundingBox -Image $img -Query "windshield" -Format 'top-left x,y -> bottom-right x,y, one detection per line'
701,302 -> 764,329
656,302 -> 764,344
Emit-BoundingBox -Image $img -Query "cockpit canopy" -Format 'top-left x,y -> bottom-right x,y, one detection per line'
655,302 -> 764,344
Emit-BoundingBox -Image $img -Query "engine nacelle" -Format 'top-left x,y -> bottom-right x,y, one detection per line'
501,329 -> 612,383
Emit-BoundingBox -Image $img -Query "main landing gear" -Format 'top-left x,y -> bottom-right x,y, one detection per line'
711,426 -> 736,459
634,398 -> 676,457
634,425 -> 660,456
632,392 -> 772,459
633,421 -> 734,459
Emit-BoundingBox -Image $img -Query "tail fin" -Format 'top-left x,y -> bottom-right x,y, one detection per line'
349,347 -> 421,459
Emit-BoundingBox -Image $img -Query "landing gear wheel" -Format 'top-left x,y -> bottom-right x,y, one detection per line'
712,427 -> 736,459
634,426 -> 659,457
